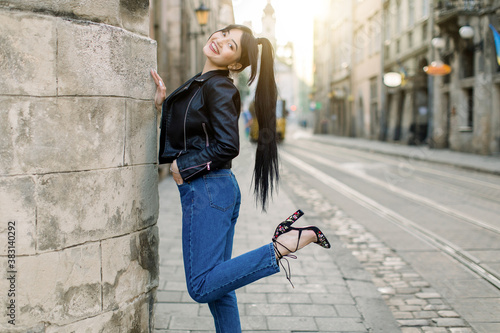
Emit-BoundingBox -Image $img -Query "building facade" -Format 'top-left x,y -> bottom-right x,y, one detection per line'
383,0 -> 432,145
313,0 -> 353,135
431,0 -> 500,155
313,0 -> 384,139
313,0 -> 500,156
353,1 -> 383,139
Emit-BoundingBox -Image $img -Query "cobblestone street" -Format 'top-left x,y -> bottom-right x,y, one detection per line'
281,168 -> 473,333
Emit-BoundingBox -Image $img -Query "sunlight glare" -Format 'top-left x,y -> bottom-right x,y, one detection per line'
232,0 -> 327,83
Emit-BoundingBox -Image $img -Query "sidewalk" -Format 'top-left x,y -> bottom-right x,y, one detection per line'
152,131 -> 499,332
307,133 -> 500,175
153,144 -> 401,332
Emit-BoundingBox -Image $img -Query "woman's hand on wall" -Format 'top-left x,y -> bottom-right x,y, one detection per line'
151,69 -> 167,111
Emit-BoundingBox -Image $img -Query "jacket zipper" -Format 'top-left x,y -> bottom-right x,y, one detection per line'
202,123 -> 210,147
180,161 -> 212,179
183,87 -> 201,151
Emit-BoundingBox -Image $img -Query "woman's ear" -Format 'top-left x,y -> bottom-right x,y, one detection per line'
228,62 -> 243,71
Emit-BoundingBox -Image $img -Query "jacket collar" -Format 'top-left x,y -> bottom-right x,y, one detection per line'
194,69 -> 231,82
164,70 -> 232,107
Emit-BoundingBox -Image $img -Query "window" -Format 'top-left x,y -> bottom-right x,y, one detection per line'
443,54 -> 451,84
370,77 -> 379,135
422,0 -> 429,18
370,77 -> 378,101
408,31 -> 413,48
384,7 -> 390,41
354,30 -> 364,63
409,0 -> 415,27
461,48 -> 474,78
422,22 -> 428,42
396,1 -> 402,32
368,18 -> 380,56
373,13 -> 381,53
463,88 -> 474,131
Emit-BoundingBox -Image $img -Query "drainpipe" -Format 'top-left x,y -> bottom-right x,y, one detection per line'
380,0 -> 387,141
427,1 -> 435,148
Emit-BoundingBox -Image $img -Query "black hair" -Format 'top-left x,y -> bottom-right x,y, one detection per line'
218,24 -> 279,210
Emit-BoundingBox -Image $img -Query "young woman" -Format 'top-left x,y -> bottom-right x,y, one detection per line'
150,24 -> 330,332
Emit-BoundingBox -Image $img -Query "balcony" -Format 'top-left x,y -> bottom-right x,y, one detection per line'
436,0 -> 483,25
437,0 -> 482,12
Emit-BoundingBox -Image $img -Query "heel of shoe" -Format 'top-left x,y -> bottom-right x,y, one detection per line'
273,209 -> 304,240
288,209 -> 304,222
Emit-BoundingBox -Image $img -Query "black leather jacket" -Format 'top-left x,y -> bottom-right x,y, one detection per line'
158,70 -> 240,181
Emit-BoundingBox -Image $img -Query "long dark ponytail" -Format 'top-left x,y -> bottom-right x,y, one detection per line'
253,38 -> 278,210
220,25 -> 279,210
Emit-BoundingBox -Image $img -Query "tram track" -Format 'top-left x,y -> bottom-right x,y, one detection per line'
280,149 -> 500,291
297,140 -> 500,192
284,145 -> 500,236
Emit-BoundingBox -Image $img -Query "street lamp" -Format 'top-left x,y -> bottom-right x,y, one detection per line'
190,3 -> 210,38
459,25 -> 474,39
431,37 -> 446,50
383,72 -> 402,87
190,3 -> 210,72
195,3 -> 210,28
459,24 -> 483,51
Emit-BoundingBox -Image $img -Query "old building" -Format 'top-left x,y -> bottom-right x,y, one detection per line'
313,0 -> 499,156
431,0 -> 500,155
313,0 -> 354,135
313,0 -> 384,139
383,0 -> 432,145
353,0 -> 383,139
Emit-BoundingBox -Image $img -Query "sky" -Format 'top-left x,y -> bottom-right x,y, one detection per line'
232,0 -> 326,83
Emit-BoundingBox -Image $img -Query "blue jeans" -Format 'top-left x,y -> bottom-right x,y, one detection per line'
177,169 -> 279,333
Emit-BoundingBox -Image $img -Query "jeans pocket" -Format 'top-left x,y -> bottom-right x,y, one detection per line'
203,173 -> 235,212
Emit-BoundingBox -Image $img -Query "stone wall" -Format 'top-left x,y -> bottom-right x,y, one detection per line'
0,0 -> 159,331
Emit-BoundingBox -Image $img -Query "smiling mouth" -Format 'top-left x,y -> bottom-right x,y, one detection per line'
209,42 -> 219,54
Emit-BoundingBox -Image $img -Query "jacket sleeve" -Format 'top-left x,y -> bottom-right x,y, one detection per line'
176,78 -> 240,180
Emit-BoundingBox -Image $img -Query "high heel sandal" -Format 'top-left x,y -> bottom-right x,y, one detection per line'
273,209 -> 304,240
272,212 -> 331,287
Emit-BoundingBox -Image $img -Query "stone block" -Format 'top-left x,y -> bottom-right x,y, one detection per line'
0,10 -> 57,96
0,96 -> 125,175
44,291 -> 154,332
36,165 -> 158,251
432,318 -> 466,327
416,292 -> 442,299
169,316 -> 214,330
0,176 -> 36,255
0,242 -> 101,330
125,99 -> 157,166
5,0 -> 150,36
118,0 -> 150,36
315,317 -> 367,331
2,0 -> 119,25
57,19 -> 156,99
101,227 -> 159,311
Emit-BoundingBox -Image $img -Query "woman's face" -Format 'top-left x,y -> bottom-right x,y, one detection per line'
203,29 -> 243,71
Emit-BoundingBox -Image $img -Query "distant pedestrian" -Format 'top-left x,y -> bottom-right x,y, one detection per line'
150,24 -> 330,333
242,108 -> 253,139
